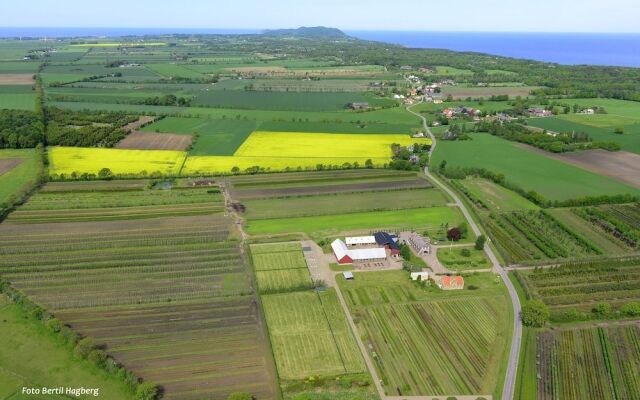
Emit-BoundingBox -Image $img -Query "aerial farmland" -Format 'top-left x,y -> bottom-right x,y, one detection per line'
0,25 -> 639,400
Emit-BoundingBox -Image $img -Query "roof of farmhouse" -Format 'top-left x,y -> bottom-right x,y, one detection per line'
345,236 -> 376,245
331,239 -> 386,261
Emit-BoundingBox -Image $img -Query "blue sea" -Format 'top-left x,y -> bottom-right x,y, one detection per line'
347,31 -> 640,67
1,28 -> 639,67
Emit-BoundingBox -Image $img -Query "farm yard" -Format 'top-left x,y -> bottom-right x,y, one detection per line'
338,270 -> 511,397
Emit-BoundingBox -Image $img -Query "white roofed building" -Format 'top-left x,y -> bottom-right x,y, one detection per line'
331,239 -> 386,264
345,236 -> 377,246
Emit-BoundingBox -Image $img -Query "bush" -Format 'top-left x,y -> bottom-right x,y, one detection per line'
135,382 -> 159,400
74,337 -> 96,359
620,301 -> 640,316
475,234 -> 486,250
88,349 -> 108,367
521,300 -> 550,327
593,302 -> 612,315
460,248 -> 471,257
46,318 -> 63,333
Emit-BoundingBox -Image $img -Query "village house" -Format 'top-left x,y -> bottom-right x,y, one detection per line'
411,271 -> 429,281
350,102 -> 369,110
528,107 -> 553,117
434,275 -> 465,290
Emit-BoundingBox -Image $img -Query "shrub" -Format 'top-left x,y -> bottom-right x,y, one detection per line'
74,337 -> 96,359
460,248 -> 471,257
135,382 -> 159,400
593,302 -> 612,315
521,300 -> 550,327
620,301 -> 640,316
88,349 -> 108,367
475,234 -> 486,250
46,318 -> 63,333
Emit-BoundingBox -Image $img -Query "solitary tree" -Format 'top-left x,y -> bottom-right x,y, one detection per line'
521,300 -> 550,327
475,235 -> 486,250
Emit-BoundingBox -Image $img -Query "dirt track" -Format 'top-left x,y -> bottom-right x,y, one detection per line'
0,159 -> 22,175
0,74 -> 34,85
115,131 -> 192,150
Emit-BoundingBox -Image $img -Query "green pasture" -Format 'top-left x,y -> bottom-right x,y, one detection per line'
437,246 -> 491,271
0,296 -> 133,400
457,177 -> 539,212
432,133 -> 638,201
527,116 -> 640,154
0,92 -> 35,110
257,120 -> 418,134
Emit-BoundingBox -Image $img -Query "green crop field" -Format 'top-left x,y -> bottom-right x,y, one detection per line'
0,296 -> 134,400
0,149 -> 41,207
146,63 -> 204,79
243,188 -> 448,220
535,325 -> 640,400
192,90 -> 393,111
250,242 -> 313,293
257,120 -> 418,134
338,270 -> 510,396
432,133 -> 639,201
246,206 -> 465,238
433,66 -> 474,75
142,117 -> 257,155
261,290 -> 365,380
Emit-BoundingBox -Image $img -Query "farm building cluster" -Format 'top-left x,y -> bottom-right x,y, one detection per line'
331,232 -> 400,265
442,106 -> 482,120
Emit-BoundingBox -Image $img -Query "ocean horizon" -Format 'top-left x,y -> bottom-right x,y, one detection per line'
1,27 -> 639,67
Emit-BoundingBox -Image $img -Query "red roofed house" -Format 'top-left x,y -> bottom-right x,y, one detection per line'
434,275 -> 465,290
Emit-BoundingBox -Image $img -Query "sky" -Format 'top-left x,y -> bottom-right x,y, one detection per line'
1,0 -> 639,33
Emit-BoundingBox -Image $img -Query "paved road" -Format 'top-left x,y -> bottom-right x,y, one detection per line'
407,102 -> 522,400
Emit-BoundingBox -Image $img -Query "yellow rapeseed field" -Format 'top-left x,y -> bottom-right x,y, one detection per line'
182,156 -> 390,174
234,131 -> 427,158
49,147 -> 186,176
182,131 -> 429,174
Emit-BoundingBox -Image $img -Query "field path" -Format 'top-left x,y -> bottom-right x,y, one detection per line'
407,101 -> 522,400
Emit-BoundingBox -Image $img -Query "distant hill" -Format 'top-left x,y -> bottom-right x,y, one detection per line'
262,26 -> 349,39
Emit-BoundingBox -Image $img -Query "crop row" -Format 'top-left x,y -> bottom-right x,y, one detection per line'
572,204 -> 640,249
537,326 -> 640,400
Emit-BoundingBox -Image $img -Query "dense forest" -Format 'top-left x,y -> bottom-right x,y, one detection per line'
0,110 -> 45,149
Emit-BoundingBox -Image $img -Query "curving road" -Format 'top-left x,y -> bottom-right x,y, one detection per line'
407,102 -> 522,400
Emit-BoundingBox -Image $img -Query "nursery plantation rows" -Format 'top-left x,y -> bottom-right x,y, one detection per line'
338,271 -> 511,397
0,180 -> 278,400
519,325 -> 640,400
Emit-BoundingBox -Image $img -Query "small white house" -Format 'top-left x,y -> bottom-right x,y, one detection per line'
411,272 -> 429,281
